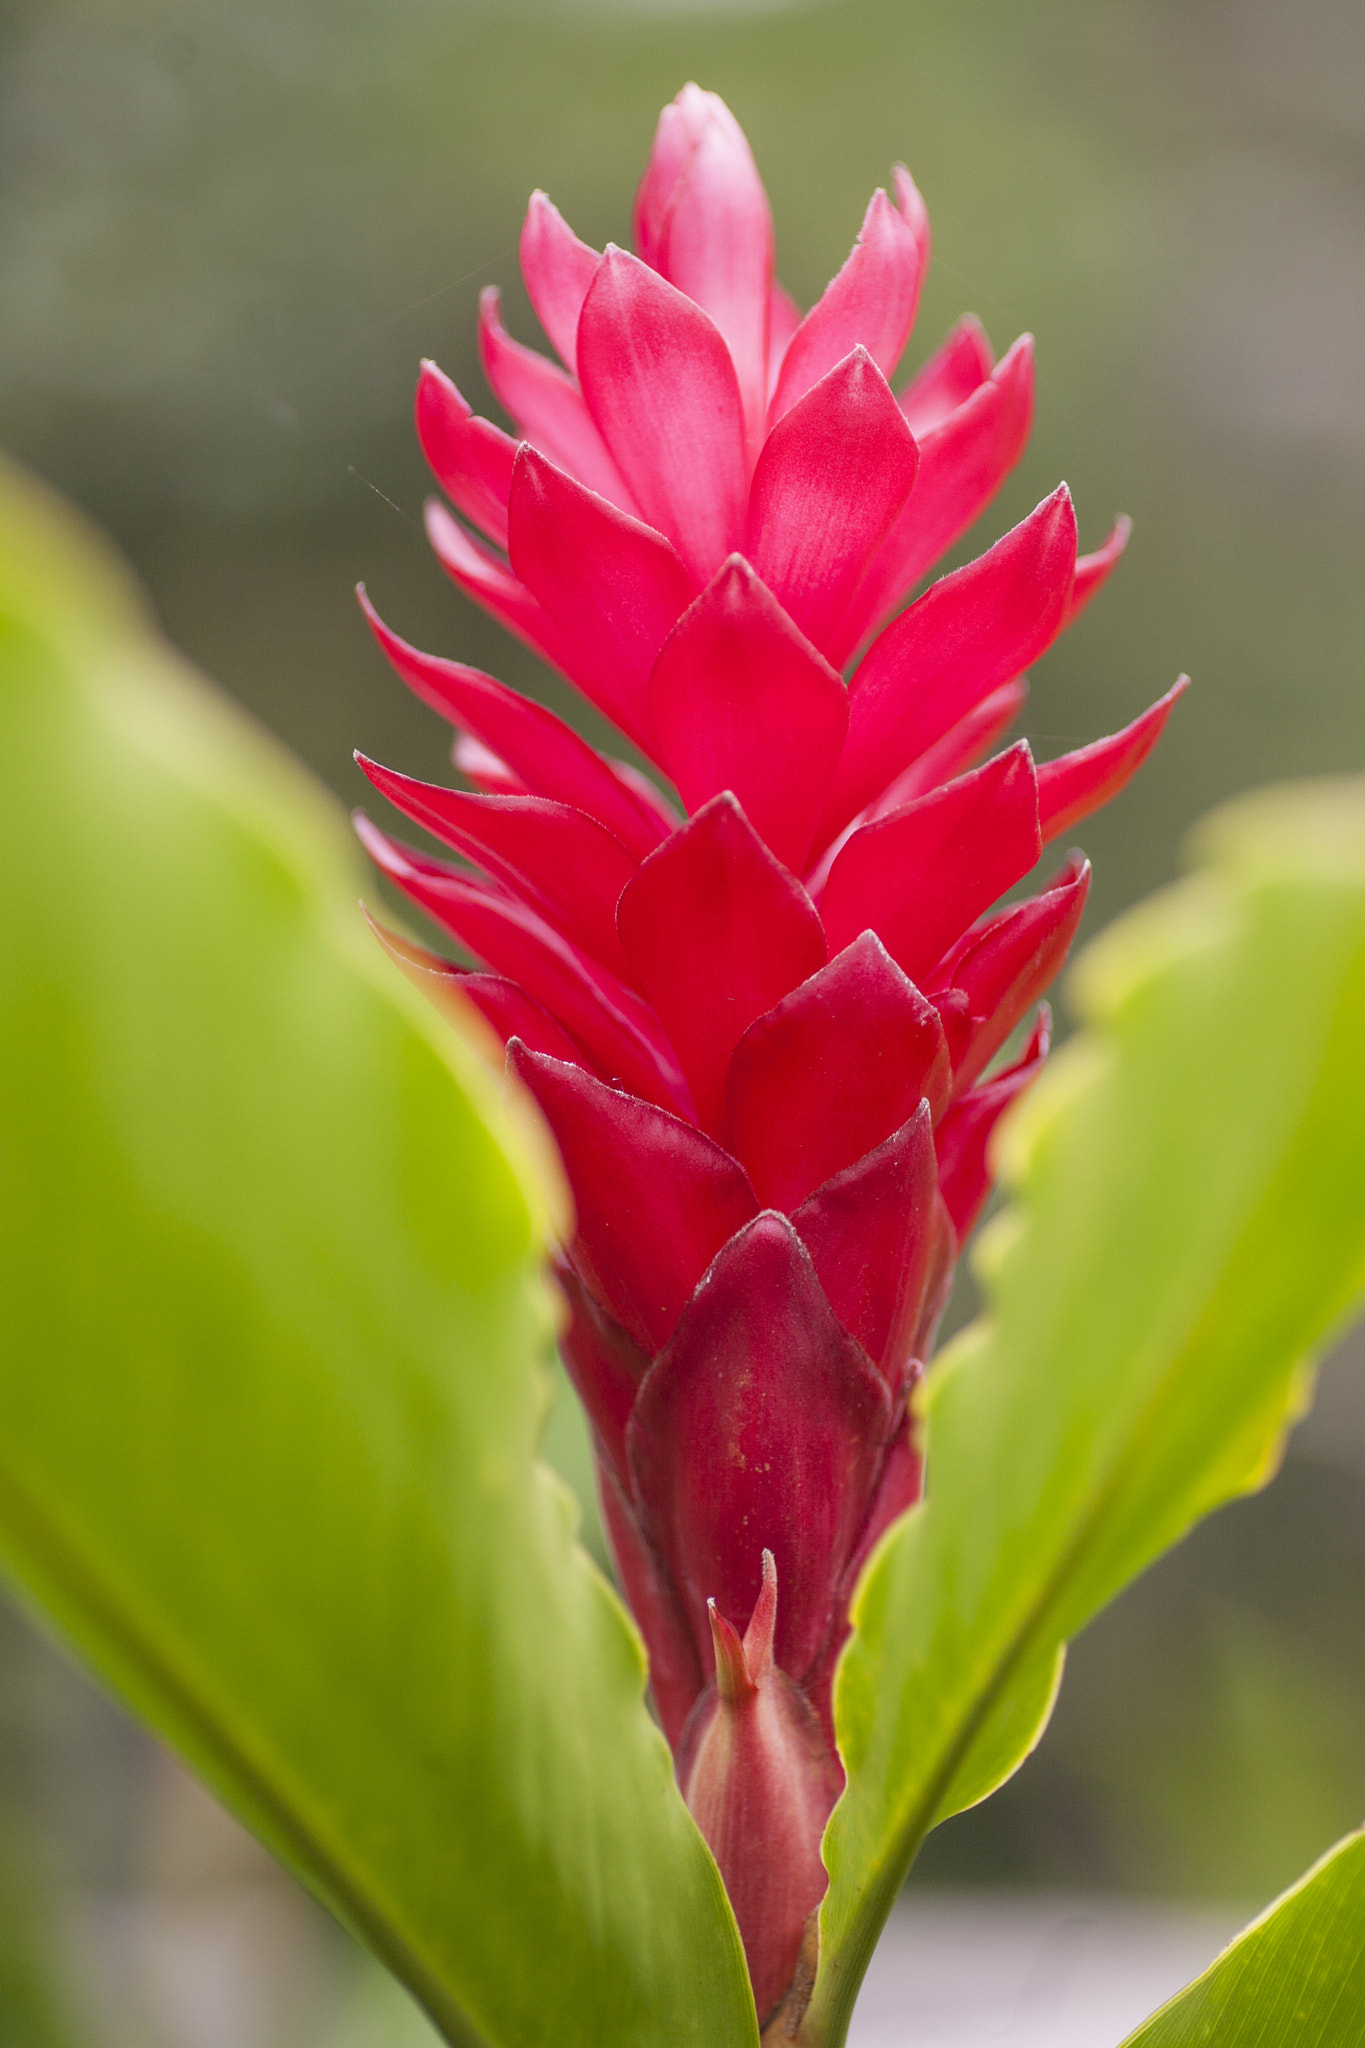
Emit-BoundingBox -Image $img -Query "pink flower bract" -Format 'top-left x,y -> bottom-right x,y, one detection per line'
357,83 -> 1184,2027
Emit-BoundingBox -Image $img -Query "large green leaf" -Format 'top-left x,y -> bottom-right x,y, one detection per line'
1121,1826 -> 1365,2046
805,779 -> 1365,2046
0,460 -> 756,2048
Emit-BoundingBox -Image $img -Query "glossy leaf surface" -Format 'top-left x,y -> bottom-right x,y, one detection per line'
1121,1826 -> 1365,2046
806,777 -> 1365,2046
0,461 -> 756,2048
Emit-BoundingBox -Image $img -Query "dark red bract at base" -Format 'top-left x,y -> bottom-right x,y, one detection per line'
356,82 -> 1184,2027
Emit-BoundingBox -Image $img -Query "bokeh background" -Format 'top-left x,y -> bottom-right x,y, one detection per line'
2,0 -> 1364,2042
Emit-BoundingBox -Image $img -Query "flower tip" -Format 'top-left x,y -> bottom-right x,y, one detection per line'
1001,331 -> 1037,378
862,183 -> 893,229
892,162 -> 930,240
708,1599 -> 757,1704
352,810 -> 395,870
355,588 -> 410,661
1038,849 -> 1092,899
422,494 -> 452,544
671,80 -> 724,129
742,1550 -> 778,1682
353,754 -> 392,805
415,357 -> 465,408
359,901 -> 402,955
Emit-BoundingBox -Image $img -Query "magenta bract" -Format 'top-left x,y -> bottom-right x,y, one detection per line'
357,83 -> 1183,2025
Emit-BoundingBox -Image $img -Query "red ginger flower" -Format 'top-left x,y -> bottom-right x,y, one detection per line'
356,83 -> 1184,2026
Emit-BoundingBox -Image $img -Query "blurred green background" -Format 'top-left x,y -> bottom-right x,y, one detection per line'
2,0 -> 1364,2041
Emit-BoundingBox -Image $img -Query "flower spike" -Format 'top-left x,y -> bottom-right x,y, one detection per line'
358,84 -> 1181,2025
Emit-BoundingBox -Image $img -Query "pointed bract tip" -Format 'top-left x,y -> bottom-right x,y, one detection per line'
360,902 -> 430,977
860,184 -> 892,232
708,1599 -> 757,1704
352,809 -> 404,875
360,904 -> 426,969
685,1539 -> 840,2021
742,1551 -> 778,1684
892,162 -> 930,237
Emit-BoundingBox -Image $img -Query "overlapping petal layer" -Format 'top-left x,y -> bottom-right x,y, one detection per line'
358,82 -> 1181,2028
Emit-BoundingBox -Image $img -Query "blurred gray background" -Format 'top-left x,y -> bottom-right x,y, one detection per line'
2,0 -> 1365,2042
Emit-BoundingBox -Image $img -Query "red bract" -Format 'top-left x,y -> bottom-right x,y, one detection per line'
357,83 -> 1184,2026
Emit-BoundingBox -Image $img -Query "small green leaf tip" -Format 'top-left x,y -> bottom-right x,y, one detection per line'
804,775 -> 1365,2048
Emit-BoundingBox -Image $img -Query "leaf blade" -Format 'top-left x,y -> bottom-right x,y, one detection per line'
1120,1827 -> 1365,2046
808,779 -> 1365,2045
0,459 -> 757,2048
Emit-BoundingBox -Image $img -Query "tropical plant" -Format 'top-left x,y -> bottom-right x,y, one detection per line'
1,84 -> 1364,2048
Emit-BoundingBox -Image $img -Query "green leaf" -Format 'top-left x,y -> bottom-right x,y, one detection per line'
806,779 -> 1365,2046
0,459 -> 756,2048
1121,1826 -> 1365,2045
